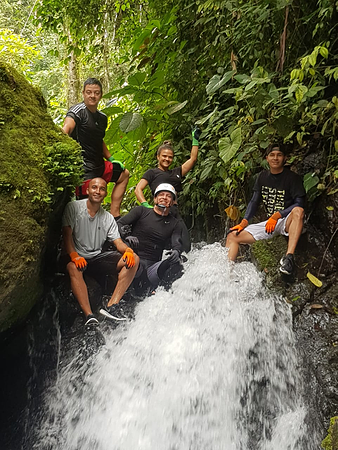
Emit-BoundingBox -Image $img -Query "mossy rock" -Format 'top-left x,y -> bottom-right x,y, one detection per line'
322,416 -> 338,450
250,235 -> 288,287
0,63 -> 82,334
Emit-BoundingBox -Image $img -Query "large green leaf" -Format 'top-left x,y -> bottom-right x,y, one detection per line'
100,106 -> 123,116
218,128 -> 242,165
119,112 -> 143,133
105,116 -> 125,145
206,70 -> 235,95
164,100 -> 188,115
128,72 -> 146,87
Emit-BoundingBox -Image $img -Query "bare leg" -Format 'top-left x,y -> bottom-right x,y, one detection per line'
226,230 -> 256,261
285,207 -> 304,254
110,169 -> 130,217
107,254 -> 139,306
67,262 -> 92,317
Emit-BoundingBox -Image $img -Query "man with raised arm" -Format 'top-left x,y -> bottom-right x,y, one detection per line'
62,178 -> 139,327
226,143 -> 305,275
62,77 -> 129,219
118,183 -> 184,293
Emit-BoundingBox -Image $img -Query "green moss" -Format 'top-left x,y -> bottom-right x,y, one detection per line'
251,235 -> 287,271
0,62 -> 82,333
322,416 -> 338,450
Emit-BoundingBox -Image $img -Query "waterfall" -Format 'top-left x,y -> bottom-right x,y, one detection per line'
29,243 -> 318,450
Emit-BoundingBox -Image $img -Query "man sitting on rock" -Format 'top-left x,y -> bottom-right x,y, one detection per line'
61,177 -> 139,327
118,183 -> 184,294
226,143 -> 305,275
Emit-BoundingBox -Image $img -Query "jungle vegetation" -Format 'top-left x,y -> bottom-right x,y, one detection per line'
1,0 -> 338,226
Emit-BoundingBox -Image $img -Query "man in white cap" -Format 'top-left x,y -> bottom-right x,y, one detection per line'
116,183 -> 184,293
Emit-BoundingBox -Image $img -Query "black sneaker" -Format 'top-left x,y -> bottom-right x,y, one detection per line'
84,314 -> 99,328
279,254 -> 295,275
99,301 -> 127,321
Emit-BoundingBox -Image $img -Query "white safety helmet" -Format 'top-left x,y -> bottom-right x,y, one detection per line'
154,183 -> 177,201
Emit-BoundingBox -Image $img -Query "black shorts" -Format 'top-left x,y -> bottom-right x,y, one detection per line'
76,161 -> 124,199
60,251 -> 121,280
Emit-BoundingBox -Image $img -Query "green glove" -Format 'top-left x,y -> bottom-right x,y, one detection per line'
192,126 -> 202,146
108,156 -> 125,170
141,201 -> 153,209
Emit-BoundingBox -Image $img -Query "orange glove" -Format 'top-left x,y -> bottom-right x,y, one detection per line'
70,251 -> 87,271
229,219 -> 249,236
265,211 -> 282,234
122,247 -> 135,268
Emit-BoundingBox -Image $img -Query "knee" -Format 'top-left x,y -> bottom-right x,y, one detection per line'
291,207 -> 304,221
225,231 -> 237,247
120,169 -> 130,181
67,262 -> 82,279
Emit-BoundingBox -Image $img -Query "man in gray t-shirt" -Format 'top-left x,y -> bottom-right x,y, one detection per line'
62,178 -> 139,326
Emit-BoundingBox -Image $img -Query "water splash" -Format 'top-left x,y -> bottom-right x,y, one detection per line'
31,243 -> 316,450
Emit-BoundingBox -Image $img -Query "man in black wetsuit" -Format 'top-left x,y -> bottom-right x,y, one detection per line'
62,77 -> 129,219
118,183 -> 184,293
226,143 -> 305,275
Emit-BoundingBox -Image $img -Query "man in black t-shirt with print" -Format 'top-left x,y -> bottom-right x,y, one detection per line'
226,143 -> 305,275
62,78 -> 129,219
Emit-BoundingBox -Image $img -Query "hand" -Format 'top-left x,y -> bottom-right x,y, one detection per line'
141,201 -> 153,209
165,249 -> 181,264
70,252 -> 87,271
122,247 -> 135,268
108,156 -> 125,171
228,219 -> 248,236
192,125 -> 202,146
265,212 -> 281,234
125,235 -> 139,249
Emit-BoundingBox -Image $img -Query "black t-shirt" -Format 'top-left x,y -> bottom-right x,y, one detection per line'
66,102 -> 108,179
247,168 -> 305,218
142,167 -> 183,194
118,206 -> 182,262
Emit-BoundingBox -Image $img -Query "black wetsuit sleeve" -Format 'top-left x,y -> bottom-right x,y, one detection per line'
279,196 -> 305,218
244,190 -> 261,221
118,207 -> 144,235
171,222 -> 184,253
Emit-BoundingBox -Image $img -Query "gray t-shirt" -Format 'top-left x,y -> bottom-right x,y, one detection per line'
62,199 -> 120,259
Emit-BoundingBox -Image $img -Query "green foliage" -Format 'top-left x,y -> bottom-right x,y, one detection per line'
0,28 -> 40,76
43,141 -> 83,201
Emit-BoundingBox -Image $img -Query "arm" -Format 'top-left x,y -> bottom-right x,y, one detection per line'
181,126 -> 201,177
62,225 -> 76,255
102,141 -> 111,159
62,225 -> 87,270
135,178 -> 150,204
62,116 -> 76,136
181,145 -> 198,176
279,196 -> 305,218
244,190 -> 261,221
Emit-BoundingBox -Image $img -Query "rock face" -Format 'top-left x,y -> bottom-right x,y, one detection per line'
247,188 -> 338,438
0,63 -> 82,334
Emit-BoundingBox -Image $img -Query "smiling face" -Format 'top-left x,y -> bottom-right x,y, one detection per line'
82,84 -> 102,111
154,190 -> 174,208
266,147 -> 286,174
86,178 -> 107,204
157,148 -> 174,171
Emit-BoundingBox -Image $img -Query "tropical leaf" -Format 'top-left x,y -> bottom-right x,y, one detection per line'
206,70 -> 235,95
225,205 -> 240,221
128,72 -> 147,87
119,112 -> 143,133
164,100 -> 188,115
219,127 -> 242,164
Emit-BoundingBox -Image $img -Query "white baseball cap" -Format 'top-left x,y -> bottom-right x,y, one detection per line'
154,183 -> 176,200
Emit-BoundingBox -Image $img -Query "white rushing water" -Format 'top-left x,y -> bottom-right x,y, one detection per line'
33,243 -> 315,450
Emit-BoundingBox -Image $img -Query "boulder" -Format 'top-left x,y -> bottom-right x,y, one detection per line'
0,63 -> 82,334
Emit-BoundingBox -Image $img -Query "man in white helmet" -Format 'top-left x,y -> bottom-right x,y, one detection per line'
117,183 -> 184,293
